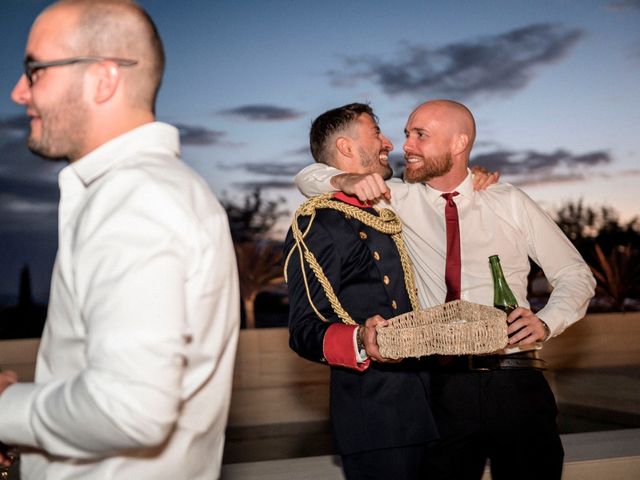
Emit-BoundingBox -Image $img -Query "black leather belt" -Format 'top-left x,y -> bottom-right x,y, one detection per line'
431,351 -> 548,372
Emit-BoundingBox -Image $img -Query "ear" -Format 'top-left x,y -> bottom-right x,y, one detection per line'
335,136 -> 354,158
93,62 -> 121,104
452,133 -> 469,156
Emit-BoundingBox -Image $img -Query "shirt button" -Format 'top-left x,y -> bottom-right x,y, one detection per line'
383,275 -> 390,285
392,300 -> 398,309
373,251 -> 380,261
359,231 -> 368,240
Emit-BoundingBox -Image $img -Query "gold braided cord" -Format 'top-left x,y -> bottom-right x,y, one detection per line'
283,194 -> 420,325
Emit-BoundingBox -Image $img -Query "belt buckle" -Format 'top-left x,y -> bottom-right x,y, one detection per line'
467,355 -> 491,371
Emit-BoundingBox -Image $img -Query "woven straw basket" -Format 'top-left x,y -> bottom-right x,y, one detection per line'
376,300 -> 508,359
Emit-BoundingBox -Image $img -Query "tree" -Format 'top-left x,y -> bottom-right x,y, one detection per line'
554,200 -> 640,311
220,188 -> 289,327
590,244 -> 640,311
235,241 -> 285,328
220,188 -> 289,244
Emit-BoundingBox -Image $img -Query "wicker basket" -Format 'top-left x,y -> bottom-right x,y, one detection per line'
376,300 -> 508,359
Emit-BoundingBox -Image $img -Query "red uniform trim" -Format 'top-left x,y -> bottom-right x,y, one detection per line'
323,323 -> 370,371
333,192 -> 371,209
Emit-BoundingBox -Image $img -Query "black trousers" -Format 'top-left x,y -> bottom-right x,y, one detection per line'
423,369 -> 564,480
341,443 -> 429,480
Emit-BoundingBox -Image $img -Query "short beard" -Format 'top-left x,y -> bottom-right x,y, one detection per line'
28,81 -> 89,162
404,152 -> 453,183
358,147 -> 393,180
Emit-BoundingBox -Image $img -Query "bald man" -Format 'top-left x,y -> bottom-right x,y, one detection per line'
0,1 -> 240,479
296,99 -> 595,479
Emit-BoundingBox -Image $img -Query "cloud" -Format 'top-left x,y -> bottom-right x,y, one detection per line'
173,123 -> 226,146
0,115 -> 65,237
219,104 -> 304,121
287,145 -> 311,156
329,24 -> 583,100
468,148 -> 612,187
0,115 -> 30,133
608,0 -> 640,11
232,180 -> 296,191
0,175 -> 60,234
0,115 -> 64,181
236,160 -> 312,177
0,176 -> 59,203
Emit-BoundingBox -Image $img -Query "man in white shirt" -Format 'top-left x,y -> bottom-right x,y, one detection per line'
295,99 -> 596,479
0,1 -> 240,479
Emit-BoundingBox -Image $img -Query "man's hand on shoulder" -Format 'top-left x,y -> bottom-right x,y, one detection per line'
330,173 -> 391,202
470,165 -> 500,191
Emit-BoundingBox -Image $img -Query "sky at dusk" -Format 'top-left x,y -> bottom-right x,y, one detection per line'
1,0 -> 639,302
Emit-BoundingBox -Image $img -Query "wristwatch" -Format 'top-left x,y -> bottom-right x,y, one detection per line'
540,320 -> 551,342
356,325 -> 367,357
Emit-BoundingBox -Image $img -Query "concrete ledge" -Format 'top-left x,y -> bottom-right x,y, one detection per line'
543,312 -> 640,369
221,429 -> 640,480
3,312 -> 640,477
0,338 -> 39,381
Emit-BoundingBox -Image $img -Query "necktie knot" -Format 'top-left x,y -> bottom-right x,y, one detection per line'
442,191 -> 459,206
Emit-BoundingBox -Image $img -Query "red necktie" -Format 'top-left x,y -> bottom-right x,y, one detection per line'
442,192 -> 461,302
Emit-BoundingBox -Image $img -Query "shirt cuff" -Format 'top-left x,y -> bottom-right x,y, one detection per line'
353,327 -> 368,363
0,382 -> 39,446
323,323 -> 370,372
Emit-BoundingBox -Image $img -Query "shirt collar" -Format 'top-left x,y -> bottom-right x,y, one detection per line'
423,168 -> 474,204
69,122 -> 180,187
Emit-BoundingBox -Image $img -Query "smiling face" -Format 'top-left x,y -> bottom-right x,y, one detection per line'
402,100 -> 476,186
402,105 -> 455,183
11,5 -> 90,161
350,113 -> 394,180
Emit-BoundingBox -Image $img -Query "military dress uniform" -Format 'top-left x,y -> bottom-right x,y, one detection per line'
284,193 -> 437,480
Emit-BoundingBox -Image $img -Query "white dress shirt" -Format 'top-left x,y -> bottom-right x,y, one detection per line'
0,122 -> 240,479
295,164 -> 595,344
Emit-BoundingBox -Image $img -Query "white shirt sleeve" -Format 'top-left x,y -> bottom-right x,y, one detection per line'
0,182 -> 195,458
294,163 -> 342,197
515,189 -> 596,337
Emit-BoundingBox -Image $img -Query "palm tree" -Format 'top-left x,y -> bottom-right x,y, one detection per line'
589,243 -> 640,311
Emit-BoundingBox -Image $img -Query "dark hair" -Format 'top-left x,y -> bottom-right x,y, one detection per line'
309,103 -> 376,165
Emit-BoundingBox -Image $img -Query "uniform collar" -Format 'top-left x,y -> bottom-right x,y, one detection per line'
333,192 -> 372,208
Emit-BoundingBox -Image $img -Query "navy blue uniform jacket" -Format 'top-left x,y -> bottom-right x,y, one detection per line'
284,197 -> 438,455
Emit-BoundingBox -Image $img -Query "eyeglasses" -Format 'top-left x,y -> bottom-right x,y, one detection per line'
23,56 -> 138,86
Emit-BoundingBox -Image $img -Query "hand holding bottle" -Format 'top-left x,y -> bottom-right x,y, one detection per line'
506,307 -> 551,345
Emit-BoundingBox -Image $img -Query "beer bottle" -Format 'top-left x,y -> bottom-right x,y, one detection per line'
489,255 -> 518,336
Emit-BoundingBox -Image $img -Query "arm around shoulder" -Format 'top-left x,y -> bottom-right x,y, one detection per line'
295,163 -> 343,197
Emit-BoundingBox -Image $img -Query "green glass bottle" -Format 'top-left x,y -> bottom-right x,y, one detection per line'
489,255 -> 518,336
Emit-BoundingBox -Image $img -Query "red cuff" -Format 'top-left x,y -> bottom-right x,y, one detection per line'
323,323 -> 370,372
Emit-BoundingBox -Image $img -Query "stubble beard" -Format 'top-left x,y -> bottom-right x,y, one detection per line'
28,82 -> 89,162
404,152 -> 453,183
358,147 -> 393,180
